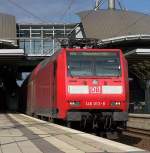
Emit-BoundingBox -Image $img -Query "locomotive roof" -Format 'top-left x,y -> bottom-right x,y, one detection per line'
27,49 -> 61,83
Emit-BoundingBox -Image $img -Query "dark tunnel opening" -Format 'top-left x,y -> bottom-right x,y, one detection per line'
0,65 -> 31,113
0,66 -> 20,112
128,72 -> 146,113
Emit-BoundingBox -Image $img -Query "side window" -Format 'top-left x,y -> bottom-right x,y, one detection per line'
52,61 -> 57,103
54,61 -> 57,77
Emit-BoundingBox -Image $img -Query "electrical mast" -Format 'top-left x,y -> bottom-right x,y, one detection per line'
95,0 -> 100,10
108,0 -> 115,9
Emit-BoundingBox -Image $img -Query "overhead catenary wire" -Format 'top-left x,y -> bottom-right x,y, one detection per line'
59,0 -> 75,22
116,0 -> 126,10
6,0 -> 49,24
7,0 -> 146,47
68,0 -> 106,37
94,0 -> 105,10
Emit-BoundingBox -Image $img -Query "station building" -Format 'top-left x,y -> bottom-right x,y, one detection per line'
17,23 -> 77,56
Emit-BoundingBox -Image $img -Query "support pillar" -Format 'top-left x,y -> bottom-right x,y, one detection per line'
29,26 -> 32,54
108,0 -> 115,9
52,26 -> 55,54
41,26 -> 44,54
95,0 -> 100,10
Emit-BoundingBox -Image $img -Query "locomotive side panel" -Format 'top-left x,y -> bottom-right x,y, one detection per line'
117,52 -> 129,113
123,56 -> 129,110
34,62 -> 55,116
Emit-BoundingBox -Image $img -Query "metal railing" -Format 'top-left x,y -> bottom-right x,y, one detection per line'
18,38 -> 61,56
0,37 -> 61,57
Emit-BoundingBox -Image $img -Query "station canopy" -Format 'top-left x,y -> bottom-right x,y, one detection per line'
78,9 -> 150,80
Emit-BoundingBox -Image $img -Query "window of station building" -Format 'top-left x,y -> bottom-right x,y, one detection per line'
43,31 -> 52,38
19,40 -> 30,54
19,30 -> 30,37
55,30 -> 64,38
31,39 -> 42,54
54,41 -> 61,51
31,34 -> 41,38
43,41 -> 53,54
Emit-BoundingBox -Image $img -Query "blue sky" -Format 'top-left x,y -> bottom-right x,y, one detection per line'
0,0 -> 150,23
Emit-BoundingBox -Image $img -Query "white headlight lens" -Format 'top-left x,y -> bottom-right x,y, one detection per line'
69,101 -> 80,106
111,102 -> 121,106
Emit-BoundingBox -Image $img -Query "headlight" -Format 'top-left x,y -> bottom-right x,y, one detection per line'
69,101 -> 80,106
111,102 -> 121,106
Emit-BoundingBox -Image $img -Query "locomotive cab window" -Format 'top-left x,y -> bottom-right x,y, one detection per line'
67,51 -> 121,77
53,61 -> 57,77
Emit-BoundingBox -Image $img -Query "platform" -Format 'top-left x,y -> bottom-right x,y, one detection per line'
128,114 -> 150,131
0,114 -> 148,153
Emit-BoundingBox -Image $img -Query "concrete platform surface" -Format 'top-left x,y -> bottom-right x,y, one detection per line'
0,113 -> 148,153
129,114 -> 150,118
128,114 -> 150,130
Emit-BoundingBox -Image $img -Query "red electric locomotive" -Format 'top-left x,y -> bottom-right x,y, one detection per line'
26,40 -> 129,132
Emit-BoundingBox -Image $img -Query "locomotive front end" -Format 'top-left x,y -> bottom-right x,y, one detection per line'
65,49 -> 129,131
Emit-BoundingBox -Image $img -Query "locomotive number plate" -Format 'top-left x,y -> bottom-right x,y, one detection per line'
85,101 -> 106,106
89,86 -> 101,94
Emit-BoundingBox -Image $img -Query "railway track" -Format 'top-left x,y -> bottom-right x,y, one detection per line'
126,127 -> 150,137
114,127 -> 150,151
64,120 -> 150,151
38,115 -> 150,139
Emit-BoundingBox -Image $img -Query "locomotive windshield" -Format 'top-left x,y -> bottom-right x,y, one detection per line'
67,51 -> 121,77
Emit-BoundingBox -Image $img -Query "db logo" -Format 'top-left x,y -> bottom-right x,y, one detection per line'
89,86 -> 101,93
